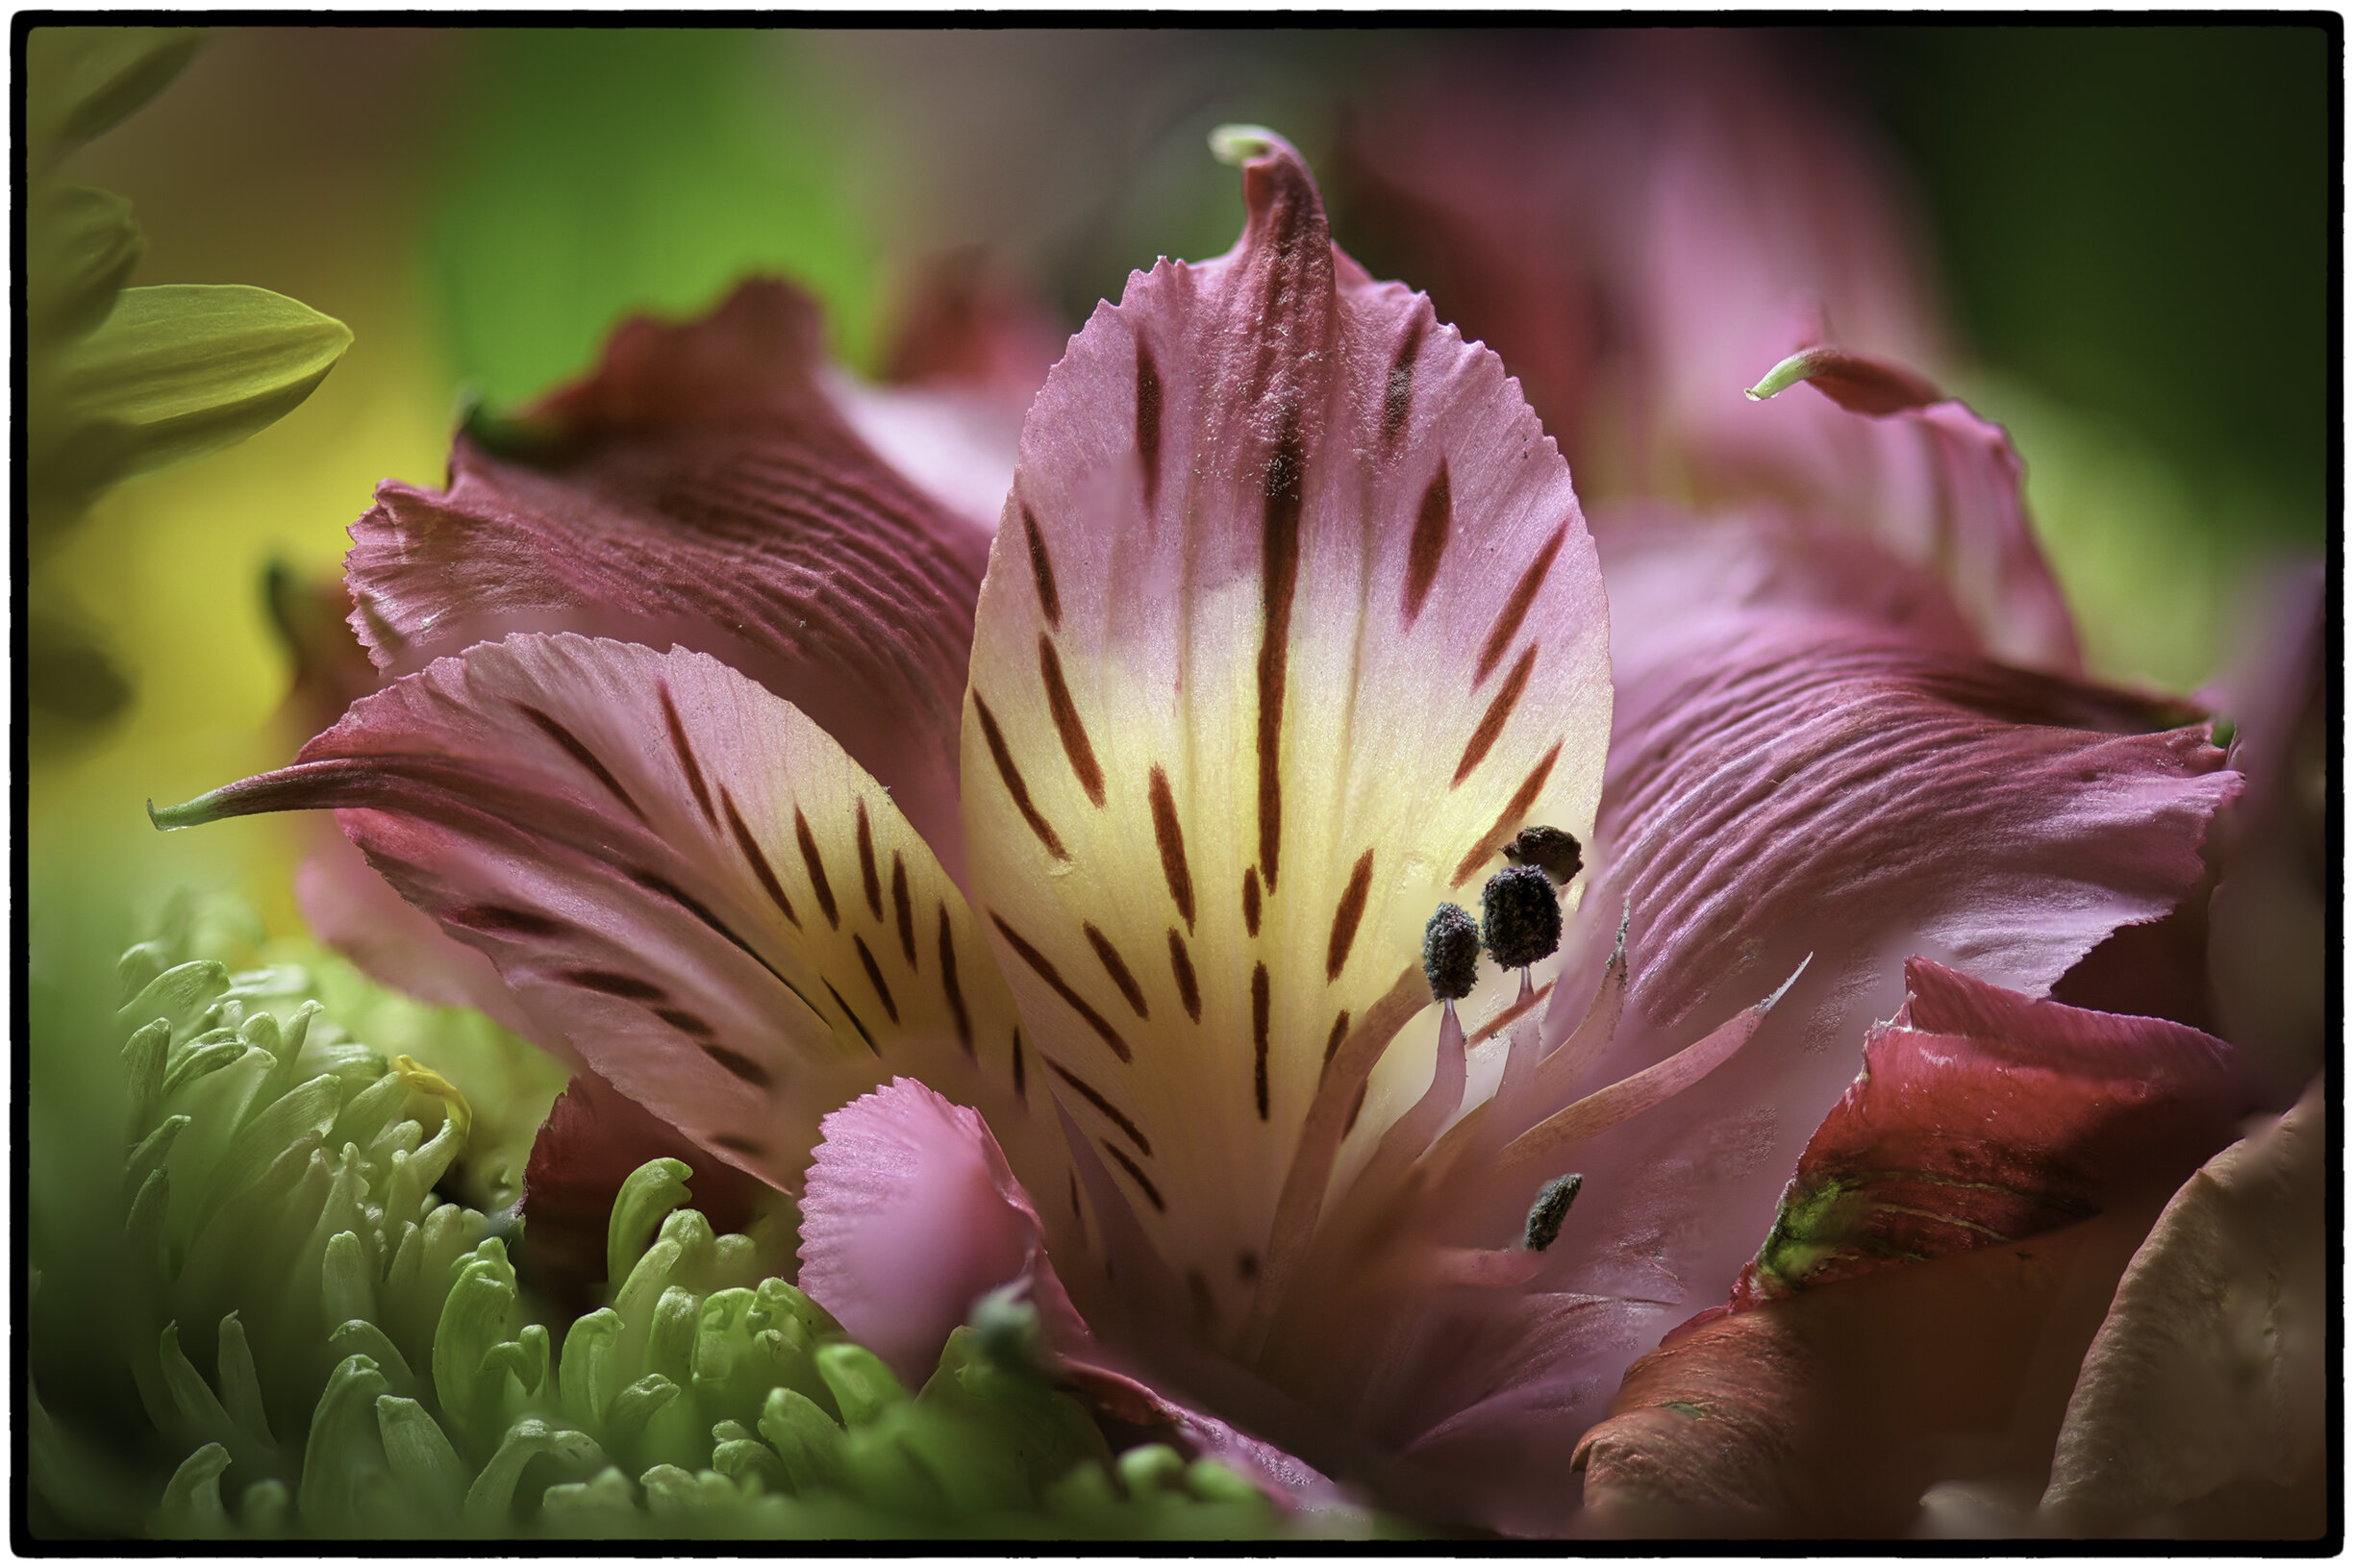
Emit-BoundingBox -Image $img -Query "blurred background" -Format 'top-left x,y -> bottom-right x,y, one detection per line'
27,21 -> 2332,1007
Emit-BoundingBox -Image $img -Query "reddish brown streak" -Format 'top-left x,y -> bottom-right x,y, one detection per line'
1039,635 -> 1106,807
1450,741 -> 1562,887
1326,848 -> 1375,982
1252,962 -> 1272,1121
1147,766 -> 1195,931
1048,1058 -> 1153,1157
1256,419 -> 1305,895
890,856 -> 915,966
854,800 -> 883,920
658,682 -> 716,826
722,789 -> 799,930
1023,506 -> 1062,630
1402,464 -> 1450,625
1085,924 -> 1149,1020
1475,523 -> 1568,685
973,693 -> 1069,861
1166,929 -> 1201,1023
992,913 -> 1132,1062
793,807 -> 840,928
937,906 -> 972,1054
1453,642 -> 1540,787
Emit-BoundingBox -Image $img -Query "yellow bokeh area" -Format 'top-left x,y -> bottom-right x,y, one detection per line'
30,32 -> 461,936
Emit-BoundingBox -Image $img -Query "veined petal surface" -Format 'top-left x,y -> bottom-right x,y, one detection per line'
159,635 -> 1032,1191
346,281 -> 989,878
960,135 -> 1611,1340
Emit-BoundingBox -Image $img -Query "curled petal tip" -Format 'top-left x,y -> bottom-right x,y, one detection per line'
1743,348 -> 1817,403
1208,122 -> 1289,166
1756,954 -> 1814,1014
147,793 -> 213,832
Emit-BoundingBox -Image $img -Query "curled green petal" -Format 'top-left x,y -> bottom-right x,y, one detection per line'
296,1355 -> 391,1531
608,1157 -> 693,1289
328,1320 -> 419,1403
373,1396 -> 468,1521
120,1018 -> 169,1144
116,958 -> 229,1037
461,1419 -> 602,1531
814,1342 -> 907,1428
758,1385 -> 844,1496
152,1442 -> 234,1540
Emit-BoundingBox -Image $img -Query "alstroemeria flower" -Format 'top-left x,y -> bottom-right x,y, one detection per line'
159,131 -> 2239,1534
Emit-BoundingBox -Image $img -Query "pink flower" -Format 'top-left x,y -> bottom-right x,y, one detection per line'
160,114 -> 2244,1535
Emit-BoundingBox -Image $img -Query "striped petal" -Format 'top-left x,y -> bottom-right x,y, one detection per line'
959,134 -> 1610,1346
155,634 -> 1037,1192
346,281 -> 990,879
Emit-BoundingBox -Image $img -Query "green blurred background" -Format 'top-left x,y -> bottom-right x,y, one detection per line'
29,21 -> 2333,1005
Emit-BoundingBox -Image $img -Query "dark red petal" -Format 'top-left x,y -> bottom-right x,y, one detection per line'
517,1070 -> 771,1321
1732,958 -> 2242,1307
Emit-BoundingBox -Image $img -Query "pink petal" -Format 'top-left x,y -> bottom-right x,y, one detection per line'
798,1078 -> 1055,1384
156,634 -> 1032,1192
347,280 -> 989,880
959,130 -> 1613,1334
1485,510 -> 2239,1387
798,1078 -> 1350,1510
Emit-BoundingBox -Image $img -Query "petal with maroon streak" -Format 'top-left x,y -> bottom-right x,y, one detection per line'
961,132 -> 1612,1340
156,634 -> 1031,1192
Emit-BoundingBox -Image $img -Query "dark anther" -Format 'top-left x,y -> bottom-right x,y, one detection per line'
1481,864 -> 1562,970
1523,1173 -> 1583,1253
1502,825 -> 1584,887
1421,903 -> 1481,1002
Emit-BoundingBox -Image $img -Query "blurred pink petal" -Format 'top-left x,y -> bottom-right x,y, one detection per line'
1345,34 -> 2079,674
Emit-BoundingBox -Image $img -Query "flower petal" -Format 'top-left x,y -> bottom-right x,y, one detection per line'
157,633 -> 1030,1191
1568,969 -> 2249,1536
1529,511 -> 2239,1319
1733,958 -> 2243,1307
346,280 -> 989,877
2038,1079 -> 2326,1537
798,1078 -> 1060,1384
959,132 -> 1611,1334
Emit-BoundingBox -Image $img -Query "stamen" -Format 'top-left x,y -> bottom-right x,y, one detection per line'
1522,1173 -> 1583,1253
1501,824 -> 1584,887
1421,903 -> 1481,1001
1480,864 -> 1561,971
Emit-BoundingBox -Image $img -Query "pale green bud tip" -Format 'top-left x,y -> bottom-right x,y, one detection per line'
1744,348 -> 1825,404
1209,124 -> 1283,166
